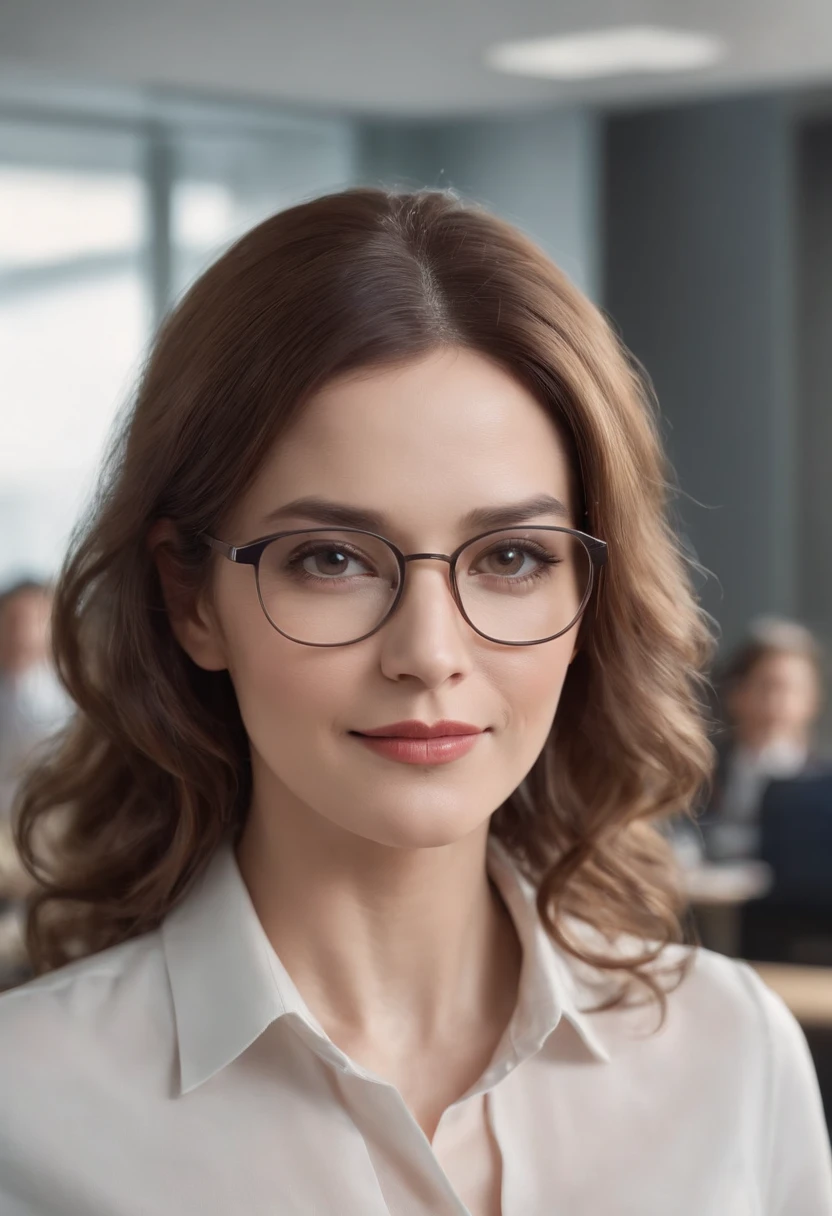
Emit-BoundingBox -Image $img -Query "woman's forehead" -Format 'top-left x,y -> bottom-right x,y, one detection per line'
246,351 -> 575,519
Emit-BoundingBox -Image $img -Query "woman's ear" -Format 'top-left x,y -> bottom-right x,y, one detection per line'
147,519 -> 228,672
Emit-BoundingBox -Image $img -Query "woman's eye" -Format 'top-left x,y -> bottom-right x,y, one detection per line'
476,545 -> 542,575
296,547 -> 374,578
304,552 -> 360,573
490,547 -> 527,571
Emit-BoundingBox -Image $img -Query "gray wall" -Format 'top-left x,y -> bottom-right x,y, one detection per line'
358,109 -> 601,299
797,121 -> 832,655
604,97 -> 797,655
358,96 -> 832,742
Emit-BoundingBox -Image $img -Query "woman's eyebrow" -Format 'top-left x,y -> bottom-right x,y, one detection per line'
260,493 -> 571,534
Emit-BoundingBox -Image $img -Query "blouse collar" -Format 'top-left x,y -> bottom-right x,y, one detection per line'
162,836 -> 611,1096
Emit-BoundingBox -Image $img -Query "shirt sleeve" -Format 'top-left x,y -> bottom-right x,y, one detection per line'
737,962 -> 832,1215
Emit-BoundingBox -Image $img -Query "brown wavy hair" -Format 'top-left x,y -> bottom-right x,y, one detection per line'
14,187 -> 716,1017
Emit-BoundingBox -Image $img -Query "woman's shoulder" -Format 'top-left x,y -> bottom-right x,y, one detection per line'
629,941 -> 819,1097
564,915 -> 806,1056
676,947 -> 832,1202
0,929 -> 162,1005
669,943 -> 796,1037
0,931 -> 182,1204
644,937 -> 800,1038
0,930 -> 170,1082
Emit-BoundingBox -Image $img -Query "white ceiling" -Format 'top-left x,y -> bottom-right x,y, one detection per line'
3,0 -> 832,118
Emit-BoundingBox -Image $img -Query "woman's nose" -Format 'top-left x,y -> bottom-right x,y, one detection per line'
376,560 -> 476,685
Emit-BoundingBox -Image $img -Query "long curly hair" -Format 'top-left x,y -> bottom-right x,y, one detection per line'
14,187 -> 716,1017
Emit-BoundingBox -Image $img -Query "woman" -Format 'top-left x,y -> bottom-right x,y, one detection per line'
1,189 -> 829,1214
701,616 -> 830,862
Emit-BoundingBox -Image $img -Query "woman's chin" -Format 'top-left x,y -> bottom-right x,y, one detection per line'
339,805 -> 492,851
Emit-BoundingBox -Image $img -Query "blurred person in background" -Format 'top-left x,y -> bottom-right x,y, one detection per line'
0,579 -> 71,817
0,579 -> 71,987
700,617 -> 830,862
0,189 -> 829,1214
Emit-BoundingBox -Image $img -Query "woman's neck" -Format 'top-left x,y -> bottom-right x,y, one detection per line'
235,786 -> 522,1050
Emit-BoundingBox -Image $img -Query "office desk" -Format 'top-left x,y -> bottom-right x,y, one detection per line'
683,862 -> 773,956
752,963 -> 832,1028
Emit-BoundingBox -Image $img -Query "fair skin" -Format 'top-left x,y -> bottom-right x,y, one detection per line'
727,650 -> 822,754
160,347 -> 582,1141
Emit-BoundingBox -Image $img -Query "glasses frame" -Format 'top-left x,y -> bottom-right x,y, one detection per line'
202,524 -> 608,648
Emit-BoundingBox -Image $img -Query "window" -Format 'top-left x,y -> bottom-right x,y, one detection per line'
0,121 -> 149,581
171,121 -> 354,297
0,106 -> 355,586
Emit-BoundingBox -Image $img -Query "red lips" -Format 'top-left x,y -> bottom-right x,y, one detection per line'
354,720 -> 484,739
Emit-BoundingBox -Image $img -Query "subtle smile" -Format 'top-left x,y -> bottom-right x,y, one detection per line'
348,728 -> 489,766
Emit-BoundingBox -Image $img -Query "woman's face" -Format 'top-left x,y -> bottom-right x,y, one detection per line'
182,348 -> 583,850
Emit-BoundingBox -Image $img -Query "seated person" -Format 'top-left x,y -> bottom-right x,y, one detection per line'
0,579 -> 72,985
699,617 -> 830,862
740,773 -> 832,963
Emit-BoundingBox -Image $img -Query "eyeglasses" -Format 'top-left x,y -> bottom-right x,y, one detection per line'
202,525 -> 607,648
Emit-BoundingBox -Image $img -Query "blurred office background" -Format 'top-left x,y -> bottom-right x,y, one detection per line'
2,2 -> 832,680
3,0 -> 832,1094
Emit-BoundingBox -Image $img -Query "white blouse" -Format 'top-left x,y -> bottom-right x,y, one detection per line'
0,839 -> 830,1216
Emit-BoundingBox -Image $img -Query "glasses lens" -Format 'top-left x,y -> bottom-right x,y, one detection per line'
257,531 -> 401,644
455,528 -> 592,643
